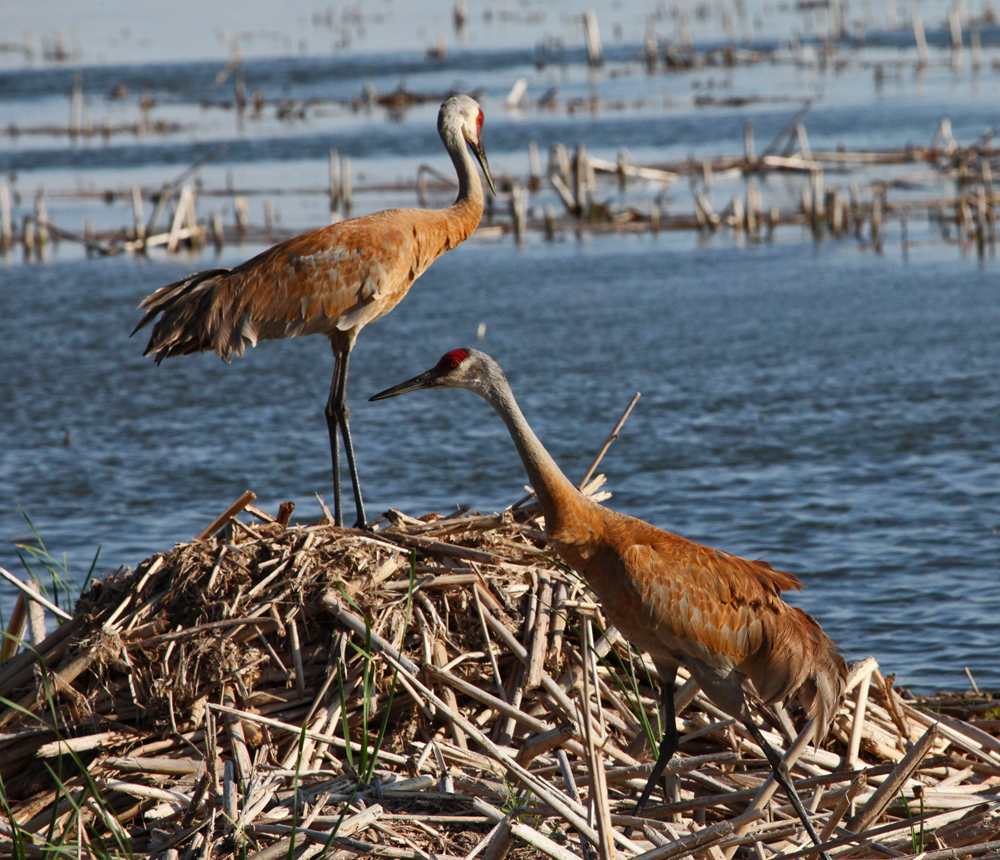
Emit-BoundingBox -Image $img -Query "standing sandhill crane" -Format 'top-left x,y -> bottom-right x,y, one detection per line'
372,348 -> 846,857
132,95 -> 495,528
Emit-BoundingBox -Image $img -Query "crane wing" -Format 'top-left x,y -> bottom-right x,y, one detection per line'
577,511 -> 844,725
582,514 -> 805,673
135,213 -> 422,362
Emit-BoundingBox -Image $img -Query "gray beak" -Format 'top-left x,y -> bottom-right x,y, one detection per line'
370,369 -> 439,402
471,138 -> 497,196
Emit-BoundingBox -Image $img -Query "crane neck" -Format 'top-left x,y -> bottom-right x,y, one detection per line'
440,124 -> 484,233
478,370 -> 598,543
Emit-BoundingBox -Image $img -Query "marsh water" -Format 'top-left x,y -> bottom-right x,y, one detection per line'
1,0 -> 998,692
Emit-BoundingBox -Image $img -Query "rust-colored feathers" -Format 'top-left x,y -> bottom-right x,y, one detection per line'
565,507 -> 846,738
133,206 -> 480,363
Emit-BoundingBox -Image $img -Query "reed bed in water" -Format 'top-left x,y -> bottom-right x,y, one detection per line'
4,106 -> 999,261
1,492 -> 999,860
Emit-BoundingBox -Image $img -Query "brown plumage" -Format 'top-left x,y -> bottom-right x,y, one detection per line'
132,95 -> 495,528
372,348 -> 846,857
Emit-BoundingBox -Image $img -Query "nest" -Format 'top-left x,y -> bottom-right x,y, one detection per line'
1,494 -> 999,860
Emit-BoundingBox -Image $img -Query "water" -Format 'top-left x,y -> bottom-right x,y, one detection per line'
1,0 -> 999,693
3,236 -> 998,692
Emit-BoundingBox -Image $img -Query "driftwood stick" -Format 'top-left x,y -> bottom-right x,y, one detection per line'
195,490 -> 257,541
818,771 -> 867,844
846,723 -> 939,833
874,669 -> 913,743
0,648 -> 96,729
509,820 -> 587,860
526,574 -> 551,690
24,582 -> 47,645
431,639 -> 468,750
761,101 -> 813,158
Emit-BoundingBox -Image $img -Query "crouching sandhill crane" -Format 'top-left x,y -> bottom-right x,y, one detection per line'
372,348 -> 847,856
132,95 -> 495,528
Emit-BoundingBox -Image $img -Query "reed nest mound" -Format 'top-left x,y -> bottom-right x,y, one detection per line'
1,495 -> 999,860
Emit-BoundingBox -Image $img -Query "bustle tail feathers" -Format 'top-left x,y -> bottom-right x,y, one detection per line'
132,268 -> 248,363
746,605 -> 847,744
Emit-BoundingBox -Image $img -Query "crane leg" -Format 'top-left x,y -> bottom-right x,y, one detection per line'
634,667 -> 680,818
324,363 -> 345,527
742,718 -> 832,860
325,348 -> 367,529
627,665 -> 679,837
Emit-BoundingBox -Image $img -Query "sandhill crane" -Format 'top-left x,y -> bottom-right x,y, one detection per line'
132,95 -> 495,528
372,348 -> 846,856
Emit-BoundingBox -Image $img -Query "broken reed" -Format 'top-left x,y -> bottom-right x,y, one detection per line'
1,492 -> 999,860
5,115 -> 997,262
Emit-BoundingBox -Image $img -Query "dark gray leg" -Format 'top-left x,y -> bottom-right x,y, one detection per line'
326,349 -> 366,528
742,718 -> 832,860
324,359 -> 345,527
634,665 -> 679,818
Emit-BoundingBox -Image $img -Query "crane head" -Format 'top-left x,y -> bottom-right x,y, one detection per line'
439,94 -> 497,196
370,348 -> 479,400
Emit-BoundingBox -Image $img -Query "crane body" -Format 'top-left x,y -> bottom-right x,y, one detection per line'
133,96 -> 495,528
371,348 -> 846,857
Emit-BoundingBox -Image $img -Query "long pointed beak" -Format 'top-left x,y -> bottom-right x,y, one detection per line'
370,369 -> 438,402
471,138 -> 497,196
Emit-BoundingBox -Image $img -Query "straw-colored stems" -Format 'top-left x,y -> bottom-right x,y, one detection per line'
847,662 -> 875,766
722,720 -> 819,859
375,638 -> 643,854
431,638 -> 468,749
817,771 -> 868,848
0,567 -> 72,622
1,593 -> 26,662
248,804 -> 383,860
288,618 -> 306,698
846,723 -> 938,833
643,808 -> 766,860
580,617 -> 615,860
222,687 -> 253,789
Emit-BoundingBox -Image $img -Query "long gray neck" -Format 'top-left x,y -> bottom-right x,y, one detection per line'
477,369 -> 583,533
440,123 -> 482,208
